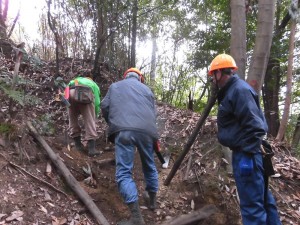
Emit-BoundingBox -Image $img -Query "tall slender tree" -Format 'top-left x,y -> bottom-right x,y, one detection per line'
263,0 -> 293,137
130,0 -> 138,67
276,0 -> 298,141
292,114 -> 300,150
247,0 -> 276,93
0,0 -> 9,39
230,0 -> 246,79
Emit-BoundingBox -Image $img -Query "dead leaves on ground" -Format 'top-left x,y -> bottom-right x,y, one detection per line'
0,207 -> 92,224
156,104 -> 300,225
274,155 -> 300,180
0,211 -> 23,224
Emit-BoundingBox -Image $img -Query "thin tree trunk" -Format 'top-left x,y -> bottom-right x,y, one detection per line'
263,1 -> 293,137
224,0 -> 247,173
247,0 -> 276,93
47,0 -> 64,77
291,114 -> 300,150
7,9 -> 19,38
93,0 -> 104,77
0,0 -> 8,39
169,42 -> 180,104
127,19 -> 131,68
276,2 -> 297,141
9,47 -> 23,116
130,0 -> 138,67
263,58 -> 280,137
150,34 -> 157,88
11,48 -> 23,89
230,0 -> 246,79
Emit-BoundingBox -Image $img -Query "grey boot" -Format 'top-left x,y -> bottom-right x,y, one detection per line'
88,139 -> 100,157
73,136 -> 84,152
143,191 -> 157,210
117,202 -> 145,225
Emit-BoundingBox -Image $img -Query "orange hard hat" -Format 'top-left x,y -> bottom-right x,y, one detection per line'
208,54 -> 238,75
123,67 -> 144,83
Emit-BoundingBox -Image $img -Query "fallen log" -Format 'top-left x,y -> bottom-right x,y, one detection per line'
94,158 -> 115,166
27,121 -> 110,225
160,204 -> 218,225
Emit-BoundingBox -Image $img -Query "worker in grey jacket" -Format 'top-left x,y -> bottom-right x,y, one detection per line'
101,68 -> 159,225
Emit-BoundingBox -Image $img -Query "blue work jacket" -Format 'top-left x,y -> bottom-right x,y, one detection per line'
217,74 -> 268,154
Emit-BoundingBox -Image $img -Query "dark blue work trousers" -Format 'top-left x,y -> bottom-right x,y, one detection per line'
232,151 -> 282,225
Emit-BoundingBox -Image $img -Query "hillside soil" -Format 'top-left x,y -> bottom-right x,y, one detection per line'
0,56 -> 299,225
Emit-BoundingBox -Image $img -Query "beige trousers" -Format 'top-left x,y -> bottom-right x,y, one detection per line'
68,89 -> 98,140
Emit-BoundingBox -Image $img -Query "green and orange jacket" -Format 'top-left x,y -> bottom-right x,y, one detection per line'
68,77 -> 101,117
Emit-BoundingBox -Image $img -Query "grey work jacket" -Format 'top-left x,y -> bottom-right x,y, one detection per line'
101,77 -> 158,141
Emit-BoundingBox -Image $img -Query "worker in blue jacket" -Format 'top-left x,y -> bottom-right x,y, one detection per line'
208,53 -> 281,225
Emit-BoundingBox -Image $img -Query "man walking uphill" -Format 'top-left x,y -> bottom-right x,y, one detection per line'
208,53 -> 281,225
101,68 -> 159,225
67,70 -> 100,157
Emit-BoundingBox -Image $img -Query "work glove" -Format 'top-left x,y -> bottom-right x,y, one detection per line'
239,154 -> 253,176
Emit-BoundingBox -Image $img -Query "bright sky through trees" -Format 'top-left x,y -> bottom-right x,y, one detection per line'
8,0 -> 46,41
5,0 -> 186,74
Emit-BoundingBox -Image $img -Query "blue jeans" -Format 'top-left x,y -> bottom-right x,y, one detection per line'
232,151 -> 281,225
115,130 -> 159,204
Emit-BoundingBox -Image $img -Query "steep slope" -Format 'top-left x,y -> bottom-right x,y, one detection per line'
0,56 -> 299,225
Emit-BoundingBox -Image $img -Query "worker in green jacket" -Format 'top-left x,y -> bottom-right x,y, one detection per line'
67,70 -> 101,157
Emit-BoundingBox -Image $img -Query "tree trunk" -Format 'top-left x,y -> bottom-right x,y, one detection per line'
292,114 -> 300,150
262,58 -> 280,137
7,9 -> 20,39
93,0 -> 103,77
263,1 -> 293,138
169,41 -> 179,103
247,0 -> 276,93
9,47 -> 23,116
0,0 -> 9,39
11,48 -> 23,89
130,0 -> 138,67
276,2 -> 297,141
224,0 -> 247,173
47,0 -> 64,77
230,0 -> 246,79
150,34 -> 157,88
188,91 -> 193,111
127,19 -> 131,68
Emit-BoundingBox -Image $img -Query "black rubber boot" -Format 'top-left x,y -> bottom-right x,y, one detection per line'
117,202 -> 145,225
148,192 -> 157,210
73,136 -> 84,152
88,139 -> 100,157
143,191 -> 157,210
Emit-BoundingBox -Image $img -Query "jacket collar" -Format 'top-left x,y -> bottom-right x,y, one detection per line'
217,74 -> 239,104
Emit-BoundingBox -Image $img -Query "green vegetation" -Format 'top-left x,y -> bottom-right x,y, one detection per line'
32,113 -> 56,136
0,123 -> 15,135
0,77 -> 41,106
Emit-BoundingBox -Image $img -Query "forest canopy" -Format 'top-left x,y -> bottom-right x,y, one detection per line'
1,0 -> 300,155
